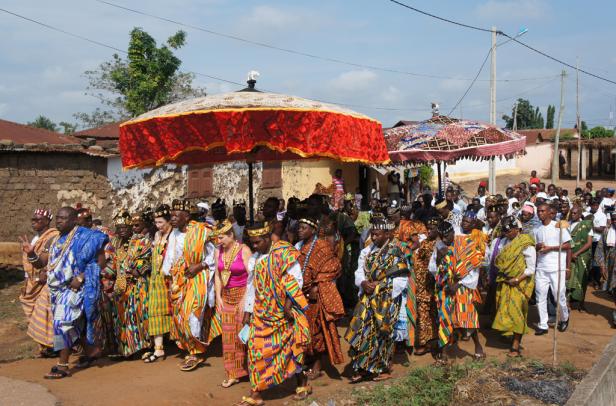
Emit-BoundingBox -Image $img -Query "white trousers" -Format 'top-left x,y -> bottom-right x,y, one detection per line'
535,269 -> 569,330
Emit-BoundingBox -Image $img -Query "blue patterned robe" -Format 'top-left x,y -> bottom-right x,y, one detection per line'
47,226 -> 108,350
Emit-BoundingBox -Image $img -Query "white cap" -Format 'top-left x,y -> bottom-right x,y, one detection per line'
197,202 -> 209,211
536,192 -> 548,199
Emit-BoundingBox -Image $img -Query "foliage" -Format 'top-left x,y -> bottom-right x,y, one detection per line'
582,126 -> 614,139
502,99 -> 544,130
353,362 -> 482,406
27,116 -> 76,134
546,104 -> 555,129
580,120 -> 588,131
418,164 -> 434,188
27,115 -> 58,132
74,28 -> 206,128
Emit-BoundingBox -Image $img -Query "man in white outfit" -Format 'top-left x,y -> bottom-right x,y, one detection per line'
534,203 -> 571,335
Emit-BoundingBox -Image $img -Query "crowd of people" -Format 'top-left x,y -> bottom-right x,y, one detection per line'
16,169 -> 616,405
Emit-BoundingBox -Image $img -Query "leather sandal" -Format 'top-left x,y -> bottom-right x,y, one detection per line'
235,396 -> 265,406
44,365 -> 70,379
292,386 -> 312,401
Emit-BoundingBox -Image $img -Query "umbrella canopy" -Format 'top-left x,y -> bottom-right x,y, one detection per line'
119,89 -> 389,169
384,115 -> 526,164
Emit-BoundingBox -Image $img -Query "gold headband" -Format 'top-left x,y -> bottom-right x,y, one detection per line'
299,218 -> 318,228
215,219 -> 233,236
246,222 -> 272,237
435,200 -> 448,210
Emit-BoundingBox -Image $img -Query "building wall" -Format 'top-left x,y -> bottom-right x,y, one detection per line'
444,156 -> 519,183
106,157 -> 186,212
0,152 -> 113,241
281,159 -> 360,202
516,144 -> 553,178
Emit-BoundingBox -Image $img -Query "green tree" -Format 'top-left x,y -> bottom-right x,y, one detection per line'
583,126 -> 614,139
502,99 -> 545,130
75,28 -> 206,128
28,115 -> 58,132
545,105 -> 555,129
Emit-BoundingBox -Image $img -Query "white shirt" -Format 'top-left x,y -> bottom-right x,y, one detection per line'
456,199 -> 468,213
591,210 -> 608,242
355,243 -> 407,299
478,195 -> 486,207
507,197 -> 518,215
243,251 -> 302,313
534,221 -> 571,272
600,197 -> 614,211
161,229 -> 186,276
477,207 -> 486,223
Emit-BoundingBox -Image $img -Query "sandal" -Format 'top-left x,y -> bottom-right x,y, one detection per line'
180,356 -> 203,371
305,369 -> 324,380
235,396 -> 265,406
507,348 -> 522,358
222,378 -> 240,388
44,365 -> 70,379
349,374 -> 366,384
373,373 -> 392,382
141,351 -> 153,360
473,352 -> 486,361
144,353 -> 166,363
414,346 -> 431,356
292,386 -> 312,401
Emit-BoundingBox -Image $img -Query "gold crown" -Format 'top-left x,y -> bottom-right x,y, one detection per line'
246,222 -> 272,237
298,218 -> 318,228
214,219 -> 233,236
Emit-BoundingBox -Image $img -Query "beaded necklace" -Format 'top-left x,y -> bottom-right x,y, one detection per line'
47,227 -> 78,271
300,235 -> 318,274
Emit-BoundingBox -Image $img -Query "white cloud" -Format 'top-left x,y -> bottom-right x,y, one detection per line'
329,70 -> 377,92
380,85 -> 403,104
242,5 -> 301,30
476,0 -> 549,21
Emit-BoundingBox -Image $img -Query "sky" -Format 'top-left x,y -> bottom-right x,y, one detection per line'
1,0 -> 616,130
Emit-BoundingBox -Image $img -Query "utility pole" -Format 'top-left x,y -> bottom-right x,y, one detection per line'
513,102 -> 518,131
552,70 -> 567,185
576,58 -> 581,188
489,26 -> 497,194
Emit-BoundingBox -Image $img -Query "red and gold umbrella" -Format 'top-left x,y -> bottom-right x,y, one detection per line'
119,78 -> 389,220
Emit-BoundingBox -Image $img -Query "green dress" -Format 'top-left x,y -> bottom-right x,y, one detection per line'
565,220 -> 593,303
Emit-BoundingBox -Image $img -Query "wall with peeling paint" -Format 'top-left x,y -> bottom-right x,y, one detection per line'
281,159 -> 360,201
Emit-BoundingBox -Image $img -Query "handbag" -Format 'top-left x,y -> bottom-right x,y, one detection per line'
238,324 -> 250,344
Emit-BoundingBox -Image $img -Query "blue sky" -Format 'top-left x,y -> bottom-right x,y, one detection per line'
1,0 -> 616,130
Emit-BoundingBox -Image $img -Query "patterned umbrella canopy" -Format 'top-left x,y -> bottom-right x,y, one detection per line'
384,115 -> 526,163
119,86 -> 389,169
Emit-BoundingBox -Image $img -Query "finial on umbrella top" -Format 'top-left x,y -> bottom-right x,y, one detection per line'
431,102 -> 440,117
247,70 -> 260,88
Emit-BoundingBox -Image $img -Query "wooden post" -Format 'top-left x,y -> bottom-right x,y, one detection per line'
567,147 -> 572,177
588,146 -> 593,178
551,70 -> 567,185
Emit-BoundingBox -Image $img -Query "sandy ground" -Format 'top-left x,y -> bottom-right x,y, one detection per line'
0,284 -> 614,406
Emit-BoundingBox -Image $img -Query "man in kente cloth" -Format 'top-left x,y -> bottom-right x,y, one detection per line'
32,207 -> 108,379
397,203 -> 427,245
100,211 -> 134,356
565,205 -> 593,311
492,216 -> 536,357
19,209 -> 59,357
411,217 -> 440,356
114,211 -> 152,358
345,215 -> 410,383
237,222 -> 311,406
295,216 -> 345,380
170,199 -> 217,372
433,220 -> 487,363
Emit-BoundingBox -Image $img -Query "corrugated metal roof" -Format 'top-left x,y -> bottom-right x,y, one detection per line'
73,122 -> 122,139
0,118 -> 82,144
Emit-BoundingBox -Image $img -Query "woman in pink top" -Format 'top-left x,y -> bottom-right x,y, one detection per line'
214,220 -> 252,388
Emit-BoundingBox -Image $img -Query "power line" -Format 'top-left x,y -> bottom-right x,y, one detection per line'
387,0 -> 616,86
448,48 -> 491,115
387,0 -> 493,33
94,0 -> 553,83
0,7 -> 126,54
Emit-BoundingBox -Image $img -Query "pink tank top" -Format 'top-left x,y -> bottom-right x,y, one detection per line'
217,246 -> 248,289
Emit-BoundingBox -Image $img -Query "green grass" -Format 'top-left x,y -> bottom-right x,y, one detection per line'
352,362 -> 483,406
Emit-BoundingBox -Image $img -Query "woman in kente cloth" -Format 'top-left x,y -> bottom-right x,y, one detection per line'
565,205 -> 594,310
491,216 -> 536,357
114,210 -> 152,358
433,221 -> 486,362
143,204 -> 175,363
345,216 -> 409,383
411,217 -> 440,356
213,219 -> 252,388
295,216 -> 345,380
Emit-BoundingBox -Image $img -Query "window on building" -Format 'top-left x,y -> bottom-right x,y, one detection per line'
261,162 -> 282,189
187,165 -> 213,197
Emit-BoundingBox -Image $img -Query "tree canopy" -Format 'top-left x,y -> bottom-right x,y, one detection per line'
27,115 -> 76,134
502,99 -> 544,130
74,28 -> 206,129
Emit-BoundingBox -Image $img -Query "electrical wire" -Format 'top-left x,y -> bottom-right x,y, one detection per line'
94,0 -> 554,83
448,48 -> 491,116
387,0 -> 616,86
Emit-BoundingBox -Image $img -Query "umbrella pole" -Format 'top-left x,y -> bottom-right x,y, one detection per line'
248,162 -> 255,224
437,162 -> 443,198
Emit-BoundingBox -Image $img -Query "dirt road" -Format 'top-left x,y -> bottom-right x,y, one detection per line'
0,286 -> 614,406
